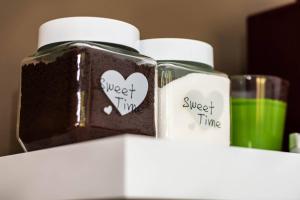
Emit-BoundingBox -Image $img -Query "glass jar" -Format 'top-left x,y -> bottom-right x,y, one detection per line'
231,75 -> 289,150
17,17 -> 157,151
140,38 -> 230,146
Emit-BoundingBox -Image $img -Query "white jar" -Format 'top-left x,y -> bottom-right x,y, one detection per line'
140,38 -> 230,146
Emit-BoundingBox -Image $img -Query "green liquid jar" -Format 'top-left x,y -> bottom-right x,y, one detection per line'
230,75 -> 289,151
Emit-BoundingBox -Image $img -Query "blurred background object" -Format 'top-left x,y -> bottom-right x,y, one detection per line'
0,0 -> 295,155
247,2 -> 300,151
289,133 -> 300,153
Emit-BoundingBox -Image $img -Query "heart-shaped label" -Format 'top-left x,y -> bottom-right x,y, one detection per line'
183,90 -> 224,129
100,70 -> 148,116
103,105 -> 113,115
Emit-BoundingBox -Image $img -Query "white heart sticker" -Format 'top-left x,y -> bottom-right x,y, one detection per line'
103,105 -> 113,115
100,70 -> 148,116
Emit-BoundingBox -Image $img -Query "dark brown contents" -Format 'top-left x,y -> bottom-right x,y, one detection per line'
19,45 -> 156,150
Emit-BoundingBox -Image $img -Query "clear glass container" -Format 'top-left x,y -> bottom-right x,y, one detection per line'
140,39 -> 230,145
230,75 -> 289,150
17,18 -> 157,151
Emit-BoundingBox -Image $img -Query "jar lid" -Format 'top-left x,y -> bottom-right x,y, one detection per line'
140,38 -> 214,67
38,17 -> 140,51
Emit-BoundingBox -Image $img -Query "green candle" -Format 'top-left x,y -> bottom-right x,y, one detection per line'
231,98 -> 287,150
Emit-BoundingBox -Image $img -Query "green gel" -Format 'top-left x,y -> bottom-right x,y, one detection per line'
231,98 -> 287,151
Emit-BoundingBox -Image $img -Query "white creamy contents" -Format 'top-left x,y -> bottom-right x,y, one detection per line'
158,73 -> 230,146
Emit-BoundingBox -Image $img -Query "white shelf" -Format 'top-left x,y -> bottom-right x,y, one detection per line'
0,135 -> 300,200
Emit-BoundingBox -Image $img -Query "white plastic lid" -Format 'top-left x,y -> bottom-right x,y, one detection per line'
38,17 -> 140,51
140,38 -> 214,67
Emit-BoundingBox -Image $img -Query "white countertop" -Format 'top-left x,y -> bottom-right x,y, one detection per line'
0,135 -> 299,200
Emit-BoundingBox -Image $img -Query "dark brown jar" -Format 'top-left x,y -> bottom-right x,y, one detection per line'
17,17 -> 157,151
